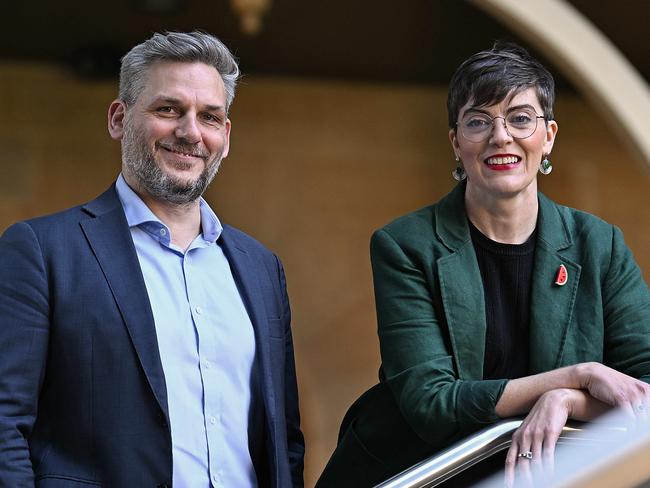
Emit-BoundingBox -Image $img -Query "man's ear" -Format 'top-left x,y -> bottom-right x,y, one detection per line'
108,100 -> 127,140
222,119 -> 231,159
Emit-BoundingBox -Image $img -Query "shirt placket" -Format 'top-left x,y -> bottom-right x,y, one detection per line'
184,245 -> 226,488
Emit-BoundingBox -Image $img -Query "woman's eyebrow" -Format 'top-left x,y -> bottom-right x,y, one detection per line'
505,103 -> 536,113
464,103 -> 537,116
463,107 -> 492,116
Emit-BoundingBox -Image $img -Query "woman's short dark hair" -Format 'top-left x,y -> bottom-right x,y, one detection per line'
447,42 -> 555,129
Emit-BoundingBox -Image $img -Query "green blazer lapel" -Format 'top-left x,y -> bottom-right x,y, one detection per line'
529,194 -> 582,373
435,183 -> 487,380
437,245 -> 487,380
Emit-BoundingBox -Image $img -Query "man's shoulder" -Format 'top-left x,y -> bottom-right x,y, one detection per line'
2,185 -> 120,242
4,204 -> 88,245
23,203 -> 90,228
221,224 -> 277,259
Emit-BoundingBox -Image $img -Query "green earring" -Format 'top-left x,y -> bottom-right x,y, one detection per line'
539,156 -> 552,175
452,156 -> 466,181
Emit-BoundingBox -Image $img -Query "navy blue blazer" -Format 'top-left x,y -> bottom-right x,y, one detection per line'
0,185 -> 304,487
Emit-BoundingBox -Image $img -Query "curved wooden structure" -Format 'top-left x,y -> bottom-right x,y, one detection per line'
470,0 -> 650,167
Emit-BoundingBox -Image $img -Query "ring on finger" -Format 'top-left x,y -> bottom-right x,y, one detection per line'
517,451 -> 533,460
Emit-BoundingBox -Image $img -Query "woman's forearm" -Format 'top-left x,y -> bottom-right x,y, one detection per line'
495,365 -> 582,417
496,361 -> 650,418
564,388 -> 610,421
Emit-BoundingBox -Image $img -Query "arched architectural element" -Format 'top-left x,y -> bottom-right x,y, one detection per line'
470,0 -> 650,167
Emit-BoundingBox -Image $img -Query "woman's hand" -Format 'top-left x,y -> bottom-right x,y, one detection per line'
575,362 -> 650,417
504,388 -> 574,487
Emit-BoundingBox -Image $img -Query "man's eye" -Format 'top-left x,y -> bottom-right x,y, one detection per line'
203,113 -> 223,124
157,106 -> 175,114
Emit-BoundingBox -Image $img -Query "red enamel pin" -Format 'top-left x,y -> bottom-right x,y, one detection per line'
555,264 -> 568,286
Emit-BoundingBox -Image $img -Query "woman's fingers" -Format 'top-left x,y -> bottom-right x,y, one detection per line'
635,402 -> 650,425
516,451 -> 534,488
505,441 -> 534,488
538,432 -> 557,483
504,443 -> 518,488
504,389 -> 572,486
530,434 -> 545,482
543,435 -> 556,473
580,362 -> 650,412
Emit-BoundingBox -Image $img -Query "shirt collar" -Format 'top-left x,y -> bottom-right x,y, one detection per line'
115,173 -> 223,244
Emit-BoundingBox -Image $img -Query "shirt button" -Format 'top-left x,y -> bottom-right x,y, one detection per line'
209,416 -> 217,425
203,360 -> 211,369
212,473 -> 219,484
195,306 -> 203,315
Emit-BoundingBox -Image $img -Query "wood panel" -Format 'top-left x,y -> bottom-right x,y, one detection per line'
1,63 -> 649,484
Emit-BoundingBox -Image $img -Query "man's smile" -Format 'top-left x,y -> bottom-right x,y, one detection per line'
157,142 -> 207,160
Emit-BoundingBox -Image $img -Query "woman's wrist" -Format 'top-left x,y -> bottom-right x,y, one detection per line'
543,387 -> 592,419
560,387 -> 610,421
542,388 -> 575,415
560,388 -> 581,417
570,362 -> 598,390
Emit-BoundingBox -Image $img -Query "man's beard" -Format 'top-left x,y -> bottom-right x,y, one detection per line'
121,120 -> 223,205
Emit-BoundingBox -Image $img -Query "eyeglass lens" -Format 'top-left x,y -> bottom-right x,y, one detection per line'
460,109 -> 542,142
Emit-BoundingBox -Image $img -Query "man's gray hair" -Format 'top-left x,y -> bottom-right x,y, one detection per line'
119,31 -> 240,112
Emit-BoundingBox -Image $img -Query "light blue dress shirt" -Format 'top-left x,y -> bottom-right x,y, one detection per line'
116,175 -> 259,488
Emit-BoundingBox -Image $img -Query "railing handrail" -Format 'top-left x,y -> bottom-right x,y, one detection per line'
375,418 -> 612,488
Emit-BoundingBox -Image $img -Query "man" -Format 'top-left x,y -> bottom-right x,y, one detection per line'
0,31 -> 304,487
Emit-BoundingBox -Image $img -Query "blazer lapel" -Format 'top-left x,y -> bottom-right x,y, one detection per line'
220,229 -> 277,422
80,187 -> 169,418
437,245 -> 487,380
529,194 -> 582,373
435,184 -> 487,380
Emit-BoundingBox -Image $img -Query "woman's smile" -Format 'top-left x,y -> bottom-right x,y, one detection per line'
484,154 -> 521,170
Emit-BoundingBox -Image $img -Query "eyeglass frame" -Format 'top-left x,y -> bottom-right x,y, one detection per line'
455,108 -> 547,143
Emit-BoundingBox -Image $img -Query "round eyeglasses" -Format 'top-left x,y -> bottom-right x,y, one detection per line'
457,108 -> 546,143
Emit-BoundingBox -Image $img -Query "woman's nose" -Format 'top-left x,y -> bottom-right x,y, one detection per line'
489,116 -> 513,145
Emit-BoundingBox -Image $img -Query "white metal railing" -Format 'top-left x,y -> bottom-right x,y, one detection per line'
374,418 -> 612,488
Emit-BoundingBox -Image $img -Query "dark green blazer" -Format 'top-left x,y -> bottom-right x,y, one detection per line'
317,183 -> 650,487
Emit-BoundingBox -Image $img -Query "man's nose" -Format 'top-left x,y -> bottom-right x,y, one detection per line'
175,114 -> 201,143
489,116 -> 513,146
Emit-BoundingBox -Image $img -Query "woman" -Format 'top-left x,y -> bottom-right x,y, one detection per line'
317,43 -> 650,487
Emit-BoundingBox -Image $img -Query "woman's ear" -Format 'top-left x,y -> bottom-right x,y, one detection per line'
543,119 -> 559,156
107,100 -> 127,140
449,128 -> 460,156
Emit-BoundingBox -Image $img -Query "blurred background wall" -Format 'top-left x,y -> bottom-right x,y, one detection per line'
1,1 -> 649,484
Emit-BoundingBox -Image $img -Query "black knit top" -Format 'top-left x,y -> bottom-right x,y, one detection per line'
468,220 -> 537,380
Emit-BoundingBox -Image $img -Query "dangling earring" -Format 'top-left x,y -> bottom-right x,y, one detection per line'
452,156 -> 466,181
539,155 -> 553,175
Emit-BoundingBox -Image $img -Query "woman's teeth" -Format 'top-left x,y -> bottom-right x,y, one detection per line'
485,156 -> 519,165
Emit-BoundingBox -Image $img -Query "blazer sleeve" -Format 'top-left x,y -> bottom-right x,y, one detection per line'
275,256 -> 305,487
0,222 -> 50,484
370,229 -> 507,446
602,226 -> 650,381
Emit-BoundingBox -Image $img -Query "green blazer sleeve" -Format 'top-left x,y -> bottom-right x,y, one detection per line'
371,227 -> 507,444
598,226 -> 650,380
